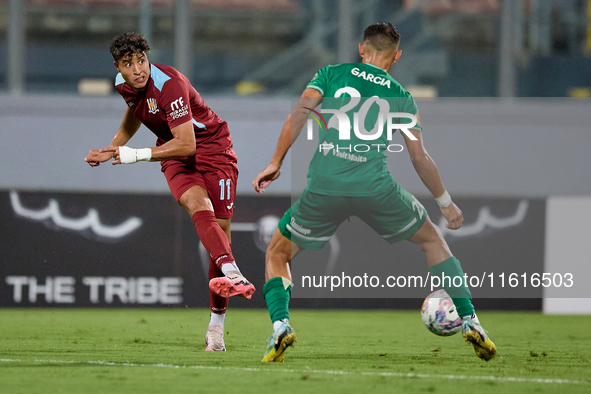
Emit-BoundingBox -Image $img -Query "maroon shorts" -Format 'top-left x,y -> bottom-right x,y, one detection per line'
161,148 -> 238,219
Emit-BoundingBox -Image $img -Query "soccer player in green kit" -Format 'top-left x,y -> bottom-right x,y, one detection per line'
252,23 -> 497,362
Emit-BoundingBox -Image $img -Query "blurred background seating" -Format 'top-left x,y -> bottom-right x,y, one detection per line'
0,0 -> 590,96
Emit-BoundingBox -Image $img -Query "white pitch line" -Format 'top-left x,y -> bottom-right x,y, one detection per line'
0,359 -> 589,386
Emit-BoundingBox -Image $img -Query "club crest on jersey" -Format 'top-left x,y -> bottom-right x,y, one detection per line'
147,98 -> 159,114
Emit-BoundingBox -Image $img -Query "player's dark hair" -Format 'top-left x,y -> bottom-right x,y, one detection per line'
363,22 -> 400,51
110,32 -> 151,62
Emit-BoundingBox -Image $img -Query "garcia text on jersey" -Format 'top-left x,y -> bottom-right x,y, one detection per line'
351,67 -> 391,88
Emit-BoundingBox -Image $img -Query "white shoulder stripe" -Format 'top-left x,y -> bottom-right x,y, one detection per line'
306,85 -> 324,95
115,73 -> 125,86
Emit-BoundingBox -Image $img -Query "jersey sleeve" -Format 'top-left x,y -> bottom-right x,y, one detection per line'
114,73 -> 125,97
114,73 -> 133,105
159,77 -> 193,130
306,66 -> 331,96
406,95 -> 422,132
394,93 -> 422,132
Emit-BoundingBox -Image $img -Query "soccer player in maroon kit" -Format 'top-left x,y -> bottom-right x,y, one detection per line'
84,32 -> 255,352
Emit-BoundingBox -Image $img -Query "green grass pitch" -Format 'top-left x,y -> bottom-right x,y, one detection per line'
0,309 -> 590,393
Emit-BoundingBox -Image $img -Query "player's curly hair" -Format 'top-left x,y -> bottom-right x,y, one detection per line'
109,32 -> 151,62
363,23 -> 400,51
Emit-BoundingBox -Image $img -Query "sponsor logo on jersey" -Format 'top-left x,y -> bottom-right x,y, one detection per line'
351,67 -> 391,88
170,96 -> 189,120
147,98 -> 159,114
171,97 -> 184,111
331,148 -> 367,163
290,217 -> 311,235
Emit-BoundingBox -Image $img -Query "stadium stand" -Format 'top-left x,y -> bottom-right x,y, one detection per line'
20,0 -> 298,11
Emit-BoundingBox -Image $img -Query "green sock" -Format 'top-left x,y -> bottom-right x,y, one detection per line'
429,256 -> 475,318
263,277 -> 292,323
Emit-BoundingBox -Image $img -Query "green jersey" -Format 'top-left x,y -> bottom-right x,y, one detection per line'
304,62 -> 422,196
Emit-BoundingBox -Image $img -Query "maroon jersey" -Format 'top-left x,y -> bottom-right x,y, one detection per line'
115,63 -> 233,156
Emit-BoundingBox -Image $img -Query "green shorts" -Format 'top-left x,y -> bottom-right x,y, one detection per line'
278,184 -> 427,250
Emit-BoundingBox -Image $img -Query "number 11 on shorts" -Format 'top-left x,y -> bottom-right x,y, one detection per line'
219,179 -> 231,200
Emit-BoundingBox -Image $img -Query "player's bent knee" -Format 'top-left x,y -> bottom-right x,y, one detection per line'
409,218 -> 445,250
180,188 -> 214,215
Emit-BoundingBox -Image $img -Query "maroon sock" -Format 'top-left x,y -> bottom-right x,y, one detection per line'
192,210 -> 235,269
209,254 -> 229,314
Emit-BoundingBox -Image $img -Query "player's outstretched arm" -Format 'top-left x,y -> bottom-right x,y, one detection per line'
145,120 -> 195,161
253,88 -> 322,193
84,107 -> 141,167
403,129 -> 463,230
101,119 -> 195,165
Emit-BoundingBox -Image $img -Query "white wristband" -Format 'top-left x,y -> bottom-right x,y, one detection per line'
136,148 -> 152,162
118,146 -> 137,164
435,190 -> 452,208
118,146 -> 152,164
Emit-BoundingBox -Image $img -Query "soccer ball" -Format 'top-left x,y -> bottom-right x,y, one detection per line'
421,289 -> 462,336
253,215 -> 280,252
